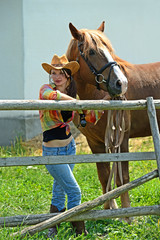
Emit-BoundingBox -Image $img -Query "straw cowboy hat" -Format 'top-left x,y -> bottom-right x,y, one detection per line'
42,54 -> 80,75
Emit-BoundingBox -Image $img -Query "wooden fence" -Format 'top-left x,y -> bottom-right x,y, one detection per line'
0,97 -> 160,237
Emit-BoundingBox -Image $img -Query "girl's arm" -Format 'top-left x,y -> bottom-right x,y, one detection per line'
39,84 -> 76,101
58,92 -> 76,101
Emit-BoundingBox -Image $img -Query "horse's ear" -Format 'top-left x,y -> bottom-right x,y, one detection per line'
69,23 -> 84,42
97,21 -> 105,32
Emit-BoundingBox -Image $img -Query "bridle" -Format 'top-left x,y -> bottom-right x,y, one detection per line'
78,41 -> 120,90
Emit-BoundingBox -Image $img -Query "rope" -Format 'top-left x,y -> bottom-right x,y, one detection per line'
105,97 -> 126,193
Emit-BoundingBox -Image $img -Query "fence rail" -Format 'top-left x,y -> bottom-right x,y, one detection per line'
0,152 -> 156,167
0,99 -> 160,110
1,205 -> 160,227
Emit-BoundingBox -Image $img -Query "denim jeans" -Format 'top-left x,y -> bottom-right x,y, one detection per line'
43,138 -> 81,211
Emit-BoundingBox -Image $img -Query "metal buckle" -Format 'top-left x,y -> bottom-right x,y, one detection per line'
95,74 -> 105,84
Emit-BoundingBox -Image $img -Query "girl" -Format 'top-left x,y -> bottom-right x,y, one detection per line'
39,54 -> 103,238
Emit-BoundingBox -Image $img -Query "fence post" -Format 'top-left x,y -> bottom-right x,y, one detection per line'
147,97 -> 160,179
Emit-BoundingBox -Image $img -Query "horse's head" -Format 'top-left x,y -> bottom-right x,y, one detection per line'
66,22 -> 128,98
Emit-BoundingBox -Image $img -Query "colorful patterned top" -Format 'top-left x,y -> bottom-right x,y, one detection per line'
39,84 -> 104,135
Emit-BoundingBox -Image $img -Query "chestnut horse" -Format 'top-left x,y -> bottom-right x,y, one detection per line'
66,22 -> 160,212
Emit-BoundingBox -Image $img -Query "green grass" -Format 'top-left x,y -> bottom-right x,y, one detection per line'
0,136 -> 160,239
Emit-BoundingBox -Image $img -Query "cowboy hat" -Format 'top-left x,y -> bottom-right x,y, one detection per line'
42,54 -> 79,75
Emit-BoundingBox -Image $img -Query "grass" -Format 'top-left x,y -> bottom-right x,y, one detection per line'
0,136 -> 160,239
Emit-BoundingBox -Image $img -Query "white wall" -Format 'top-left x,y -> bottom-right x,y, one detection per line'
0,0 -> 24,119
0,0 -> 24,100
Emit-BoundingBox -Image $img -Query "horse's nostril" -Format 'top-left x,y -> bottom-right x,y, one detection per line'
116,80 -> 122,88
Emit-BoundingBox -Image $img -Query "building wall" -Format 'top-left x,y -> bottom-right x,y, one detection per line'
0,0 -> 26,145
0,0 -> 160,145
0,0 -> 24,101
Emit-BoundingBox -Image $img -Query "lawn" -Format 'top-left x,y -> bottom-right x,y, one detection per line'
0,135 -> 160,239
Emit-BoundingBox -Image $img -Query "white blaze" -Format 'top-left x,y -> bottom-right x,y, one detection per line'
101,47 -> 128,95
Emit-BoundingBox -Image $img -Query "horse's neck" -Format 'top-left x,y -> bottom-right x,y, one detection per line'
76,82 -> 106,100
74,75 -> 87,99
74,73 -> 110,100
76,82 -> 91,100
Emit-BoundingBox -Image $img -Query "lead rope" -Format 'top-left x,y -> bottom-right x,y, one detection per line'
105,98 -> 126,193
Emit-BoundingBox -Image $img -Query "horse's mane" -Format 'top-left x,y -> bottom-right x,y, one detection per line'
66,28 -> 132,74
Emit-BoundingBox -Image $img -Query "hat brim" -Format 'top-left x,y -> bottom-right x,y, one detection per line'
42,61 -> 79,75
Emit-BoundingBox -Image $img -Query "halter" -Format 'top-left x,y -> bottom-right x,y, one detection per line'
78,41 -> 120,90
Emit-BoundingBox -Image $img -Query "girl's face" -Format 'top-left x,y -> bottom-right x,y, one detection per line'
50,69 -> 69,88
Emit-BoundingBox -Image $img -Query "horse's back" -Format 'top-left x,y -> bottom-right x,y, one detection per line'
127,62 -> 160,138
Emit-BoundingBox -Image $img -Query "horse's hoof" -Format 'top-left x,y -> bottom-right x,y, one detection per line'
124,217 -> 133,224
118,217 -> 132,224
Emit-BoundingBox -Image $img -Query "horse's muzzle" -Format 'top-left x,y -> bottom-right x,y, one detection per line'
108,77 -> 128,97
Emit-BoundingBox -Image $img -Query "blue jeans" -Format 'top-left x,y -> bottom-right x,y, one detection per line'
43,138 -> 81,211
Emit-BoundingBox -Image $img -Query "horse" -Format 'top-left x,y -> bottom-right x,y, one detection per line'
66,22 -> 160,213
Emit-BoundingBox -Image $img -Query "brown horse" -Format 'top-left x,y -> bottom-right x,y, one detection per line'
66,22 -> 160,212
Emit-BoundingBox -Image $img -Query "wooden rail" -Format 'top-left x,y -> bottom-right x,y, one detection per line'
2,205 -> 160,227
0,99 -> 160,110
0,152 -> 156,167
147,97 -> 160,178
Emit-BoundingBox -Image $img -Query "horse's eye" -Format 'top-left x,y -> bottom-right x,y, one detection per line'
89,49 -> 95,56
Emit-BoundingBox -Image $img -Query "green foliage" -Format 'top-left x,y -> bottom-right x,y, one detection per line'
0,137 -> 160,239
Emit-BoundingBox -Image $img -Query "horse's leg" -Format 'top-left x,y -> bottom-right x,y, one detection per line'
117,134 -> 130,208
116,134 -> 131,223
96,162 -> 118,209
96,162 -> 110,209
